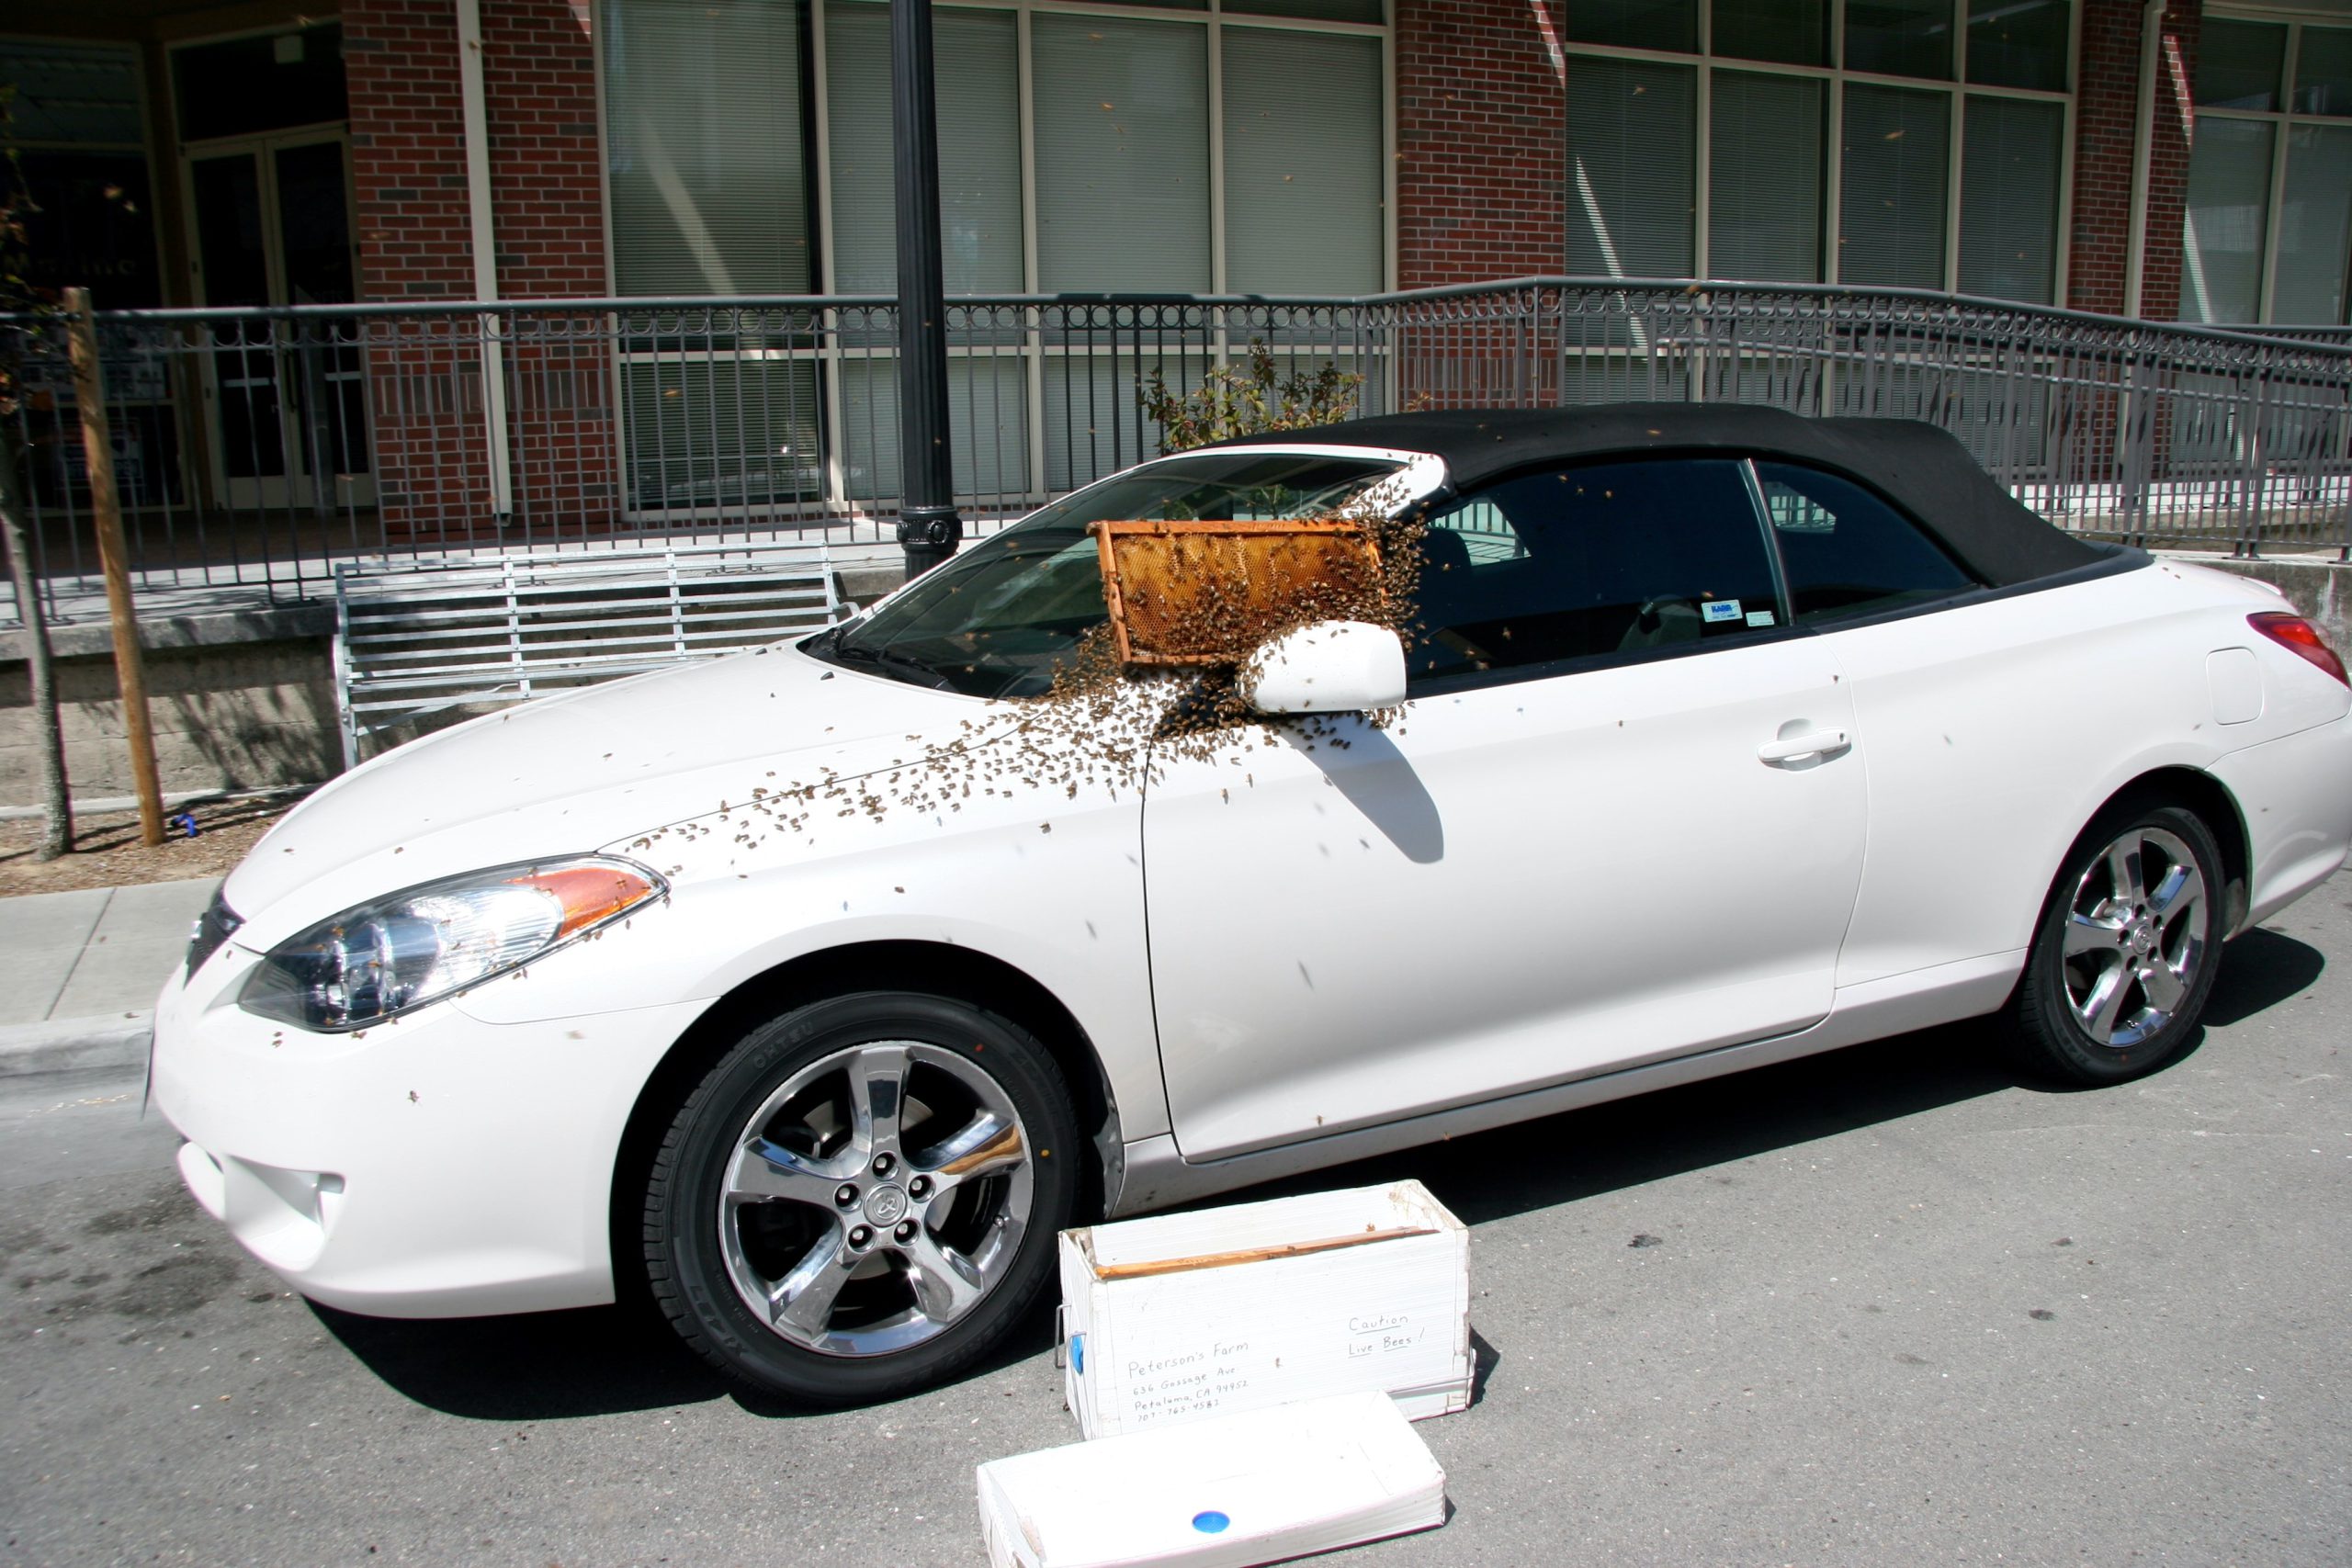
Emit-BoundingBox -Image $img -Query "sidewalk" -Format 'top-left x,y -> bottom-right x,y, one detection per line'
0,877 -> 217,1077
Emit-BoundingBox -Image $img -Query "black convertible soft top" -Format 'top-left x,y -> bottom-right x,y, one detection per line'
1211,403 -> 2109,589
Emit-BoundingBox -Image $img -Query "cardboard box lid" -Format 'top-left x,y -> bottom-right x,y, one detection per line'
1068,1180 -> 1464,1283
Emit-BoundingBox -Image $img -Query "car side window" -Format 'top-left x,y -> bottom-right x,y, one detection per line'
1410,457 -> 1782,687
1757,461 -> 1979,624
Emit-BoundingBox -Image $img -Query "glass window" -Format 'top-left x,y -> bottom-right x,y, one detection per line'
1566,0 -> 1698,54
173,24 -> 347,142
2170,21 -> 2352,325
1840,85 -> 1951,289
820,453 -> 1405,698
1711,73 -> 1826,282
1960,96 -> 2062,303
1713,0 -> 1829,68
605,0 -> 809,295
1845,0 -> 1954,82
2179,117 -> 2277,324
1756,462 -> 1976,622
1225,0 -> 1385,22
2274,124 -> 2352,324
2,42 -> 144,145
2294,28 -> 2352,118
2197,19 -> 2287,112
1967,0 -> 2068,92
1409,458 -> 1782,685
825,4 -> 1023,295
1567,57 -> 1696,279
1032,15 -> 1212,293
1222,28 -> 1385,295
18,151 -> 162,307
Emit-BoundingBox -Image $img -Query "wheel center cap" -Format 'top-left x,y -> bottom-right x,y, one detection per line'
864,1185 -> 909,1225
2129,921 -> 2155,955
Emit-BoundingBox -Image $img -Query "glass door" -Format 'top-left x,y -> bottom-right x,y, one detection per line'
185,131 -> 371,510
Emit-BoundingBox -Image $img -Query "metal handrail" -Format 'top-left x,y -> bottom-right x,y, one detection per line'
23,277 -> 2350,357
5,278 -> 2346,627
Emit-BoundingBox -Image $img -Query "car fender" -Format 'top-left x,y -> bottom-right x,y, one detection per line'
450,775 -> 1169,1143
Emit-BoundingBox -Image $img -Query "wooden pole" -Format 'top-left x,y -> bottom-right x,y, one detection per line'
63,288 -> 164,847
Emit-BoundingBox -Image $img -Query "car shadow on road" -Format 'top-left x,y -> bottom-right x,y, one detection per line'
313,1284 -> 1067,1424
2202,925 -> 2325,1027
311,1296 -> 742,1420
314,925 -> 2323,1422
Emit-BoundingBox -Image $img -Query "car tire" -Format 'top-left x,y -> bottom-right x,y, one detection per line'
2004,802 -> 2227,1086
644,990 -> 1080,1404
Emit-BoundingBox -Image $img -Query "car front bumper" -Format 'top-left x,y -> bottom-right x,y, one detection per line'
149,944 -> 708,1318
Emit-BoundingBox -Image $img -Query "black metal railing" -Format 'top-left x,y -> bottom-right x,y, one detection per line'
6,278 -> 2348,623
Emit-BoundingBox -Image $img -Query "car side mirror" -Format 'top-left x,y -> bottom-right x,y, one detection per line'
1239,620 -> 1408,715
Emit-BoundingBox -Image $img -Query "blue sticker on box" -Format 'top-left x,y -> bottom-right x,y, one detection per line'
1701,599 -> 1742,623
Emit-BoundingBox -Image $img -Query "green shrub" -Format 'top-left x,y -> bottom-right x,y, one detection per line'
1139,339 -> 1363,453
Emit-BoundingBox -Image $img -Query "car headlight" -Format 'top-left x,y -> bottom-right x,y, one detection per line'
239,857 -> 666,1032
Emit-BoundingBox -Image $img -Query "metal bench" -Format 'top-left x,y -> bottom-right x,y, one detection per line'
334,538 -> 853,769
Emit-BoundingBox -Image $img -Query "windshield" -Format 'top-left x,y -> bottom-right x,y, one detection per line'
810,452 -> 1408,698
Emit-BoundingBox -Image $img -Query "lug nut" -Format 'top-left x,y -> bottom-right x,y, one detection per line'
834,1183 -> 859,1208
849,1225 -> 873,1248
895,1220 -> 919,1243
873,1153 -> 897,1178
908,1175 -> 932,1200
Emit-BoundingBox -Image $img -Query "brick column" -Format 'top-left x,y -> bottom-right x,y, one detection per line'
2068,0 -> 2201,320
346,0 -> 477,302
1395,0 -> 1567,289
481,0 -> 607,300
481,1 -> 619,535
343,0 -> 616,541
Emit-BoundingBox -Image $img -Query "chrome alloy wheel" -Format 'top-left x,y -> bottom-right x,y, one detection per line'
718,1041 -> 1033,1358
2060,825 -> 2210,1050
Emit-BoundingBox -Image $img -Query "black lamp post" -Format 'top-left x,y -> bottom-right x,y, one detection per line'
890,0 -> 962,579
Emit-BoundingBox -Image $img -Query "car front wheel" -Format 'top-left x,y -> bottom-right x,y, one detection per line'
2005,803 -> 2226,1085
644,990 -> 1080,1404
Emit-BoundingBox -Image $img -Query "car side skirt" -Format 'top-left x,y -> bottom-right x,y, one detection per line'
1107,950 -> 2024,1217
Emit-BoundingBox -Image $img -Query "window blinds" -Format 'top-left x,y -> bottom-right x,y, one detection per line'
2274,123 -> 2352,324
1840,84 -> 1951,290
1032,15 -> 1213,293
825,2 -> 1023,295
1959,95 -> 2060,304
605,0 -> 809,296
1222,27 -> 1385,295
2180,117 -> 2276,323
1710,72 -> 1824,283
1566,56 -> 1695,279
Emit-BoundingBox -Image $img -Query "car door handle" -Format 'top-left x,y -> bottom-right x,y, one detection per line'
1758,728 -> 1850,764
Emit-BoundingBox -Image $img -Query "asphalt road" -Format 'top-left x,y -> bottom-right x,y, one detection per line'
5,874 -> 2348,1567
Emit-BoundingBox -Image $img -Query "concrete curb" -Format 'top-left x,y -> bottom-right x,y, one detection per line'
0,1014 -> 153,1078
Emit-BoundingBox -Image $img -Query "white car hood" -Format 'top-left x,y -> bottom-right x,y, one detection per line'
224,644 -> 1001,947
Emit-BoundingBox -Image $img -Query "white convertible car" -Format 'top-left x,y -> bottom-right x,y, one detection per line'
152,405 -> 2351,1404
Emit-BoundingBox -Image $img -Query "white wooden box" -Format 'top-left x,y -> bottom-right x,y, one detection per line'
1057,1179 -> 1471,1439
977,1390 -> 1446,1568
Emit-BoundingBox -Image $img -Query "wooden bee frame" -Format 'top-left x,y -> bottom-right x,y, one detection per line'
1090,518 -> 1385,667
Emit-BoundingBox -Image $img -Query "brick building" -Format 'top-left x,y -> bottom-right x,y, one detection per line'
7,0 -> 2350,530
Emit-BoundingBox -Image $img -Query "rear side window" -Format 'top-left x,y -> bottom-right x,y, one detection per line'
1758,462 -> 1978,623
1412,457 -> 1782,685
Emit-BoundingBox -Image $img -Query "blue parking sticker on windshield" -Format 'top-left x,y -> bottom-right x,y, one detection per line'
1701,599 -> 1742,623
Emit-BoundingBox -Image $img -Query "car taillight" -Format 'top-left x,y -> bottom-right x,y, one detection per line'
2249,612 -> 2349,687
